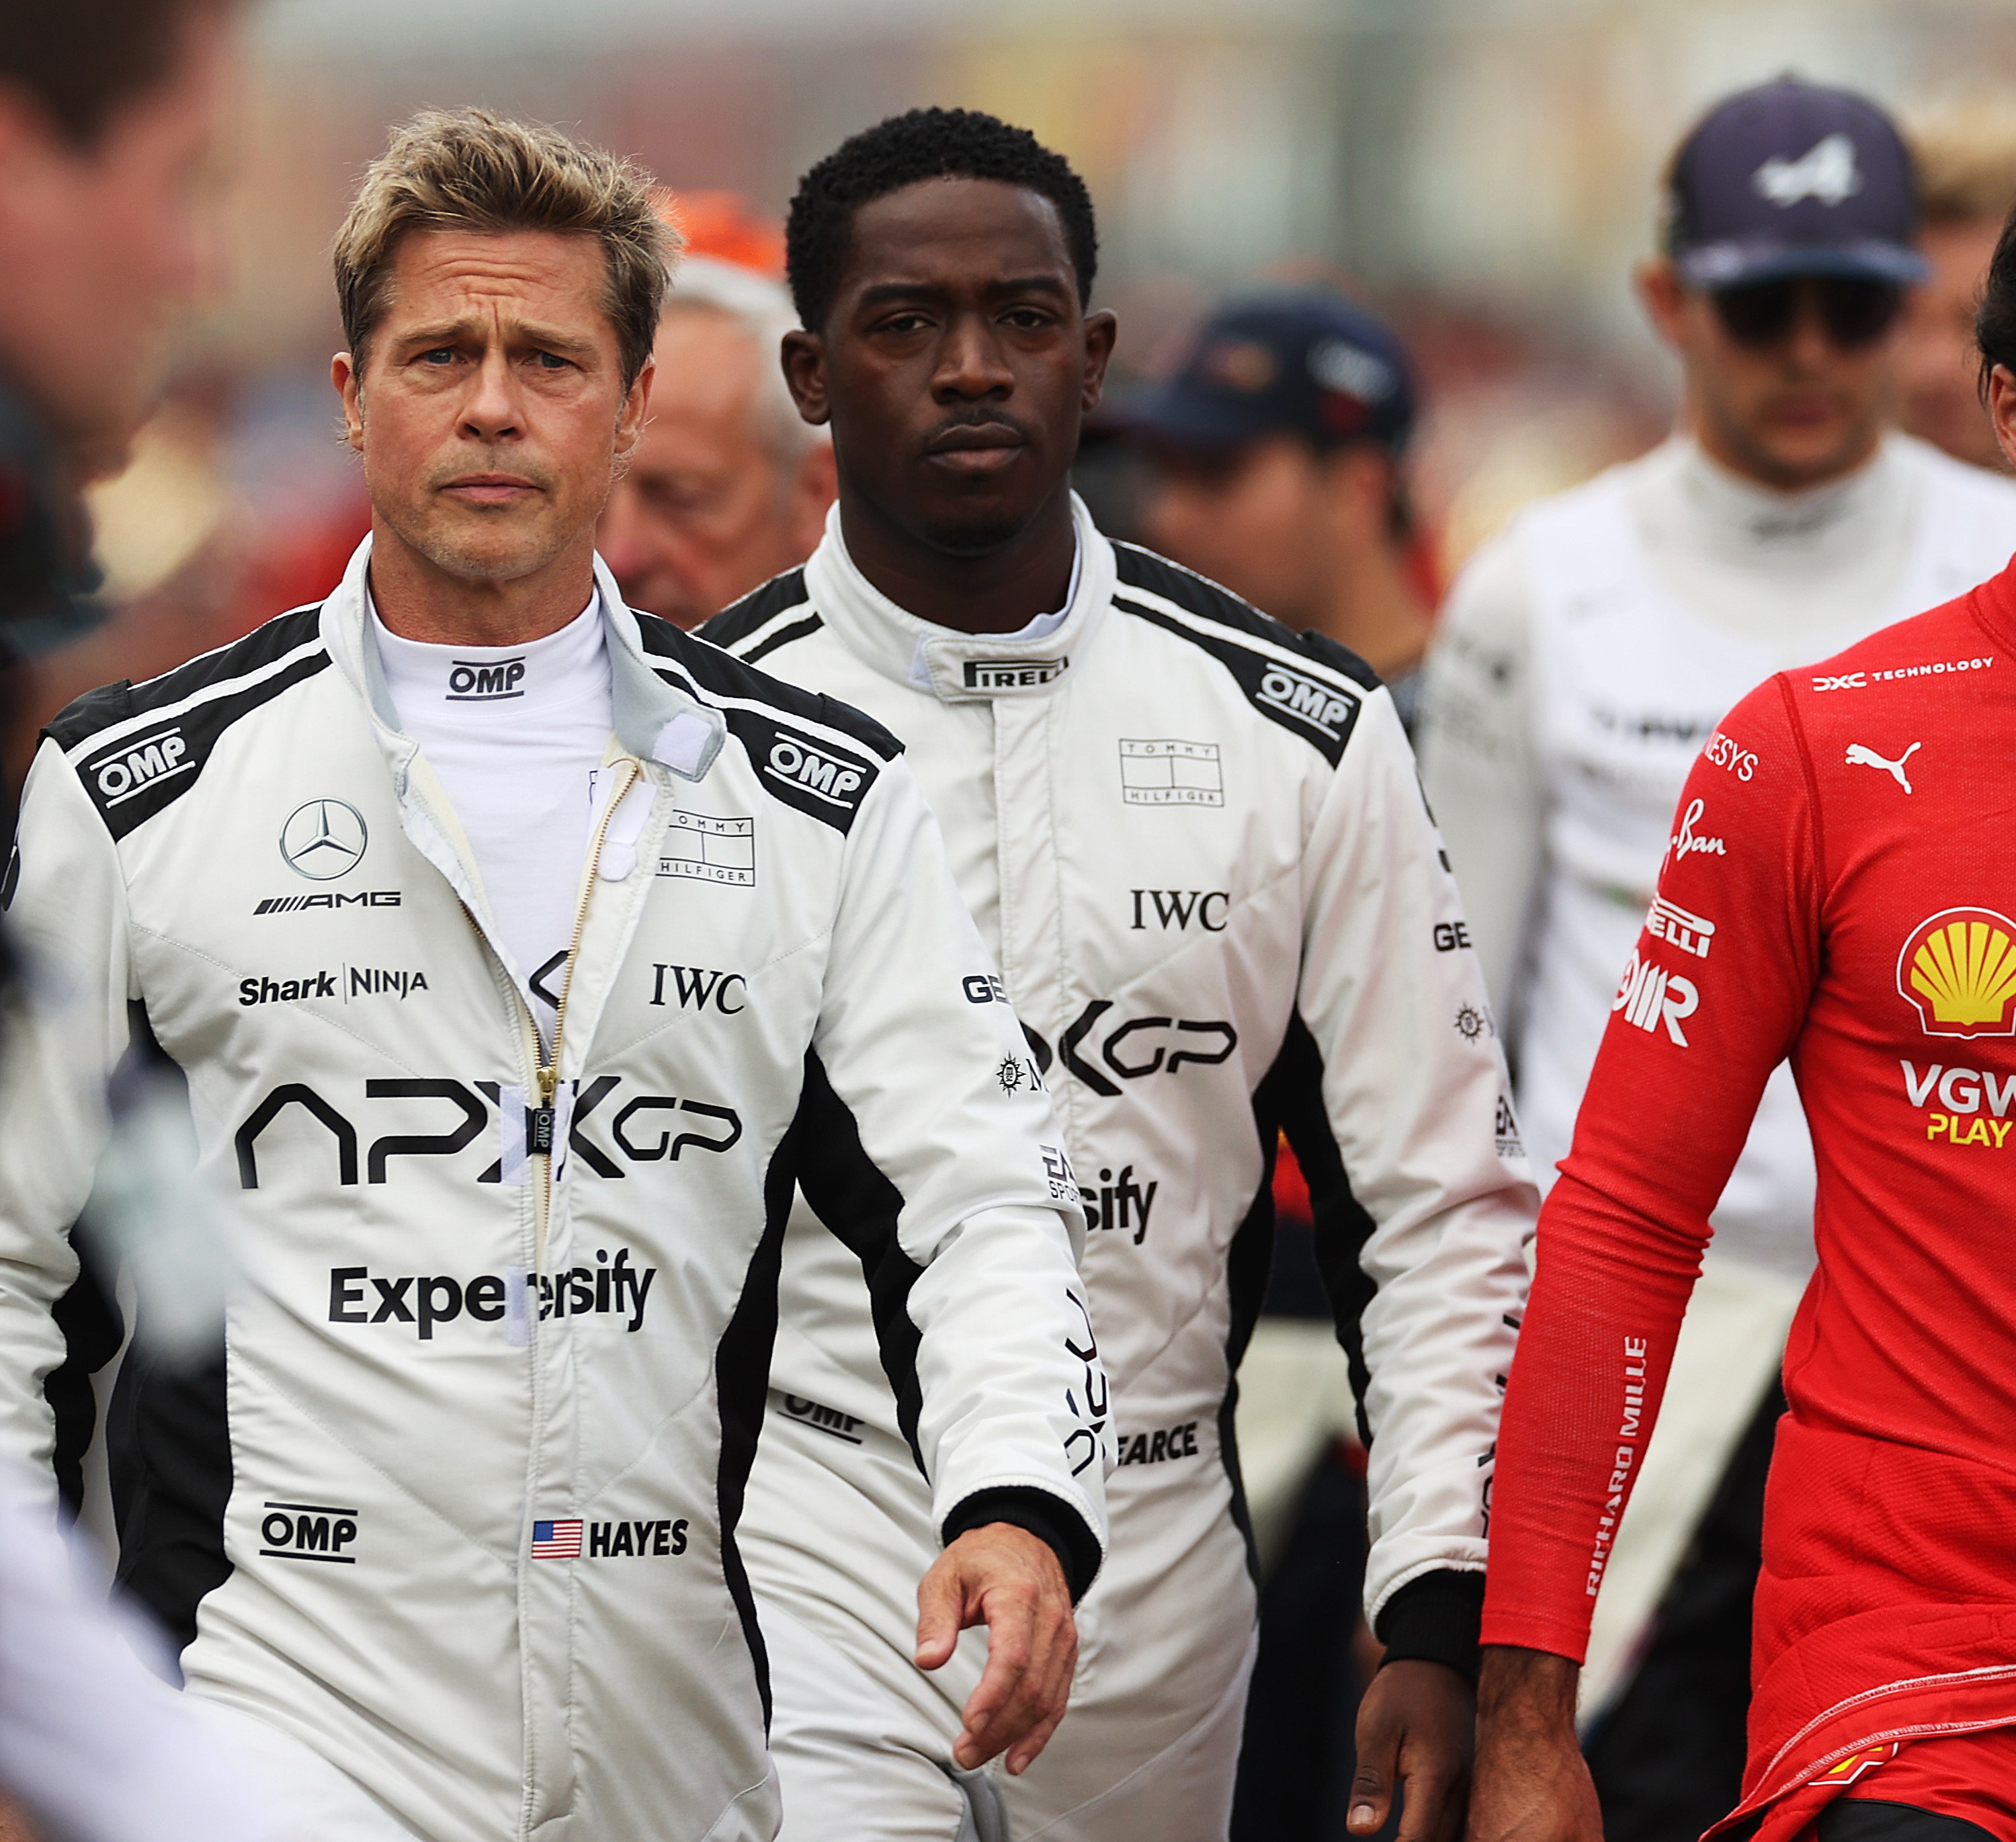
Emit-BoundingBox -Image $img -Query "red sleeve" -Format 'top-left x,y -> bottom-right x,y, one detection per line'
1480,677 -> 1822,1661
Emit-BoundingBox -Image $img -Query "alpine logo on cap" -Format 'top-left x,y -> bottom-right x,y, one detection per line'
1898,907 -> 2016,1039
1753,133 -> 1862,208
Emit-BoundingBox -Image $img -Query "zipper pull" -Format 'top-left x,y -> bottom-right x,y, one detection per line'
530,1066 -> 557,1157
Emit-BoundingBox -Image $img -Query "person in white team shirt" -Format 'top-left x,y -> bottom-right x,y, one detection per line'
1418,76 -> 2016,1841
0,109 -> 1109,1842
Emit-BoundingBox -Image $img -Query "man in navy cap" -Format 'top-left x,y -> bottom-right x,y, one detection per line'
1126,290 -> 1433,727
1436,77 -> 2016,1842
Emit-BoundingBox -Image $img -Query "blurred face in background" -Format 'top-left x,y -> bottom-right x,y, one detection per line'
0,3 -> 238,466
334,228 -> 651,593
598,302 -> 835,628
1898,214 -> 2005,472
1639,259 -> 1904,490
1140,435 -> 1397,631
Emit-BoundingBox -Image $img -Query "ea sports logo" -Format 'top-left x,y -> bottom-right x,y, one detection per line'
1898,907 -> 2016,1038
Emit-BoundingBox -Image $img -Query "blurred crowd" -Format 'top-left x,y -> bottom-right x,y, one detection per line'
9,1 -> 2016,1838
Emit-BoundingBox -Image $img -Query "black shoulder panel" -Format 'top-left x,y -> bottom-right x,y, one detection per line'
635,613 -> 902,761
1109,545 -> 1370,766
739,612 -> 825,667
722,706 -> 884,835
697,568 -> 811,651
49,608 -> 332,842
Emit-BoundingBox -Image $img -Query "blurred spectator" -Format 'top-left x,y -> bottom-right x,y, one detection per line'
1901,97 -> 2016,470
597,251 -> 835,626
1421,77 -> 2016,1841
1124,288 -> 1432,721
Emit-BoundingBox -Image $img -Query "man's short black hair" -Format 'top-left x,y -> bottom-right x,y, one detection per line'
786,107 -> 1098,332
1,0 -> 235,149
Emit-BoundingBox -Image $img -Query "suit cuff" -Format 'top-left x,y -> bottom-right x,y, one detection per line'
1374,1568 -> 1486,1683
941,1487 -> 1101,1604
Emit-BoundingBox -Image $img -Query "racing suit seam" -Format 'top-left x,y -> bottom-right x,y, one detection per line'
1773,670 -> 1833,904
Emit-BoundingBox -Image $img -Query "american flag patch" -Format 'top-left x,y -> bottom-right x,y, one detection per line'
531,1519 -> 583,1559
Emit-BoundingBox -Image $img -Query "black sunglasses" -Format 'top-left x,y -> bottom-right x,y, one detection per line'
1710,277 -> 1907,351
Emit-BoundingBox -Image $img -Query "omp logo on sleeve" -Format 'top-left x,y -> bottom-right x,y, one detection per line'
1898,908 -> 2016,1039
1118,739 -> 1224,807
447,657 -> 526,701
765,735 -> 864,807
87,726 -> 193,808
1257,664 -> 1355,739
260,1500 -> 359,1564
657,810 -> 755,886
726,709 -> 881,832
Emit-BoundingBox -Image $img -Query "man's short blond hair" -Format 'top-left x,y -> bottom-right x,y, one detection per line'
333,107 -> 677,388
1910,97 -> 2016,228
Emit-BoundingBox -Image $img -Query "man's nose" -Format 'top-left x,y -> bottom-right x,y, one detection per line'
460,349 -> 523,438
933,317 -> 1015,400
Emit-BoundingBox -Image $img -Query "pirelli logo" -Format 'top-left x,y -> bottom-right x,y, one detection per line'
964,657 -> 1067,691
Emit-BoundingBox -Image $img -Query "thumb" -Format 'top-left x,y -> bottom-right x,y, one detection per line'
1349,1694 -> 1399,1836
915,1553 -> 968,1671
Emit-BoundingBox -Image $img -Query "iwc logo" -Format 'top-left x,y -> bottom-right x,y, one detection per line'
281,799 -> 369,881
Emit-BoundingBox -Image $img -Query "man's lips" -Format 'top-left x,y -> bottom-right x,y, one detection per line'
439,473 -> 542,505
925,424 -> 1026,475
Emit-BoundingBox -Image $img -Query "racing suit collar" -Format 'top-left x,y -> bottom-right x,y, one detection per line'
320,534 -> 725,783
804,491 -> 1114,702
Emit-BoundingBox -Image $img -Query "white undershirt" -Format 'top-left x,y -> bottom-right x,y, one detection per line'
372,595 -> 613,1045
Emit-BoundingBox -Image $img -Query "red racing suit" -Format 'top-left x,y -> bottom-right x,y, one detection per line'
1482,560 -> 2016,1839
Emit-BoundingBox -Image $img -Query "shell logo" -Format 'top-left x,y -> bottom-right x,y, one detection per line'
1897,907 -> 2016,1038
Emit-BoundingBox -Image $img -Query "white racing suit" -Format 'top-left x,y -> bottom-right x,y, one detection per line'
706,500 -> 1536,1841
0,539 -> 1108,1842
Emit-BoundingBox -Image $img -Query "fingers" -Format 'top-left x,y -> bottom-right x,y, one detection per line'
1349,1680 -> 1400,1837
953,1574 -> 1076,1771
914,1549 -> 968,1673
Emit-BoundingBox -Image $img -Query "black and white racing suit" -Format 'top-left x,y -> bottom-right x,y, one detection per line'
0,540 -> 1108,1842
706,499 -> 1536,1841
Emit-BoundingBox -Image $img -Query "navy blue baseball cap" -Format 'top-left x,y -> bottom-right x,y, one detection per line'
1667,77 -> 1929,290
1121,288 -> 1417,454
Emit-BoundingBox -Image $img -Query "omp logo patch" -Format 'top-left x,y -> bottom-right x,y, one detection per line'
764,735 -> 865,808
260,1500 -> 359,1564
447,658 -> 525,702
963,657 -> 1068,691
1898,909 -> 2016,1039
724,708 -> 884,835
1257,664 -> 1354,739
657,811 -> 755,886
88,727 -> 192,809
1119,739 -> 1223,807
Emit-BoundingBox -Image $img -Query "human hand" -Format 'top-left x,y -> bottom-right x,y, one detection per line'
915,1522 -> 1078,1775
1348,1657 -> 1476,1841
1464,1647 -> 1601,1842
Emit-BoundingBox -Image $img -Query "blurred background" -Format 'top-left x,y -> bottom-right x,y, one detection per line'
46,0 -> 2016,780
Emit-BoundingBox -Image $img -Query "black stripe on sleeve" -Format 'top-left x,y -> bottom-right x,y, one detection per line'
696,569 -> 810,651
738,612 -> 825,667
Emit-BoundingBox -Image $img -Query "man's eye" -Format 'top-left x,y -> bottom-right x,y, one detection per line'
1004,308 -> 1054,330
533,352 -> 571,370
420,347 -> 456,364
880,314 -> 930,335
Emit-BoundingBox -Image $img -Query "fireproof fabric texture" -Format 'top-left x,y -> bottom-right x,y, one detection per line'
706,497 -> 1536,1839
1838,1728 -> 2016,1829
370,595 -> 611,1046
0,538 -> 1109,1842
1481,564 -> 2016,1841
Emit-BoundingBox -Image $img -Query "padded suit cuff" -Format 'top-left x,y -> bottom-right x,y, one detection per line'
1374,1568 -> 1486,1682
941,1487 -> 1102,1604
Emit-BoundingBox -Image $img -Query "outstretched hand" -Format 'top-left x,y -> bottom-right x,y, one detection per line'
1464,1648 -> 1601,1842
1349,1658 -> 1476,1842
915,1523 -> 1078,1776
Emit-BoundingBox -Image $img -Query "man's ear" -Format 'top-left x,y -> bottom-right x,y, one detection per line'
614,354 -> 655,466
1635,258 -> 1691,356
782,329 -> 829,427
1986,364 -> 2016,473
332,351 -> 365,451
1081,309 -> 1119,411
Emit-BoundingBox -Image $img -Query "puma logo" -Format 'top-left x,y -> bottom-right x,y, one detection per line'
1845,741 -> 1921,794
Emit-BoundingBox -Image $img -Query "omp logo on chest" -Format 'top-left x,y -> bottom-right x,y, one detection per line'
1257,665 -> 1352,738
764,736 -> 864,808
259,1500 -> 359,1564
446,657 -> 526,701
87,727 -> 192,808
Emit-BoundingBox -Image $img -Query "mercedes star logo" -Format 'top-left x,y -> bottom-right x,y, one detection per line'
280,798 -> 369,881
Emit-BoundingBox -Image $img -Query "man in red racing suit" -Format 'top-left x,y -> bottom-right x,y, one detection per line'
1474,559 -> 2016,1839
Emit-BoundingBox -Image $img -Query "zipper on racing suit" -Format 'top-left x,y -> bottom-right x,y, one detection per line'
525,756 -> 642,1268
